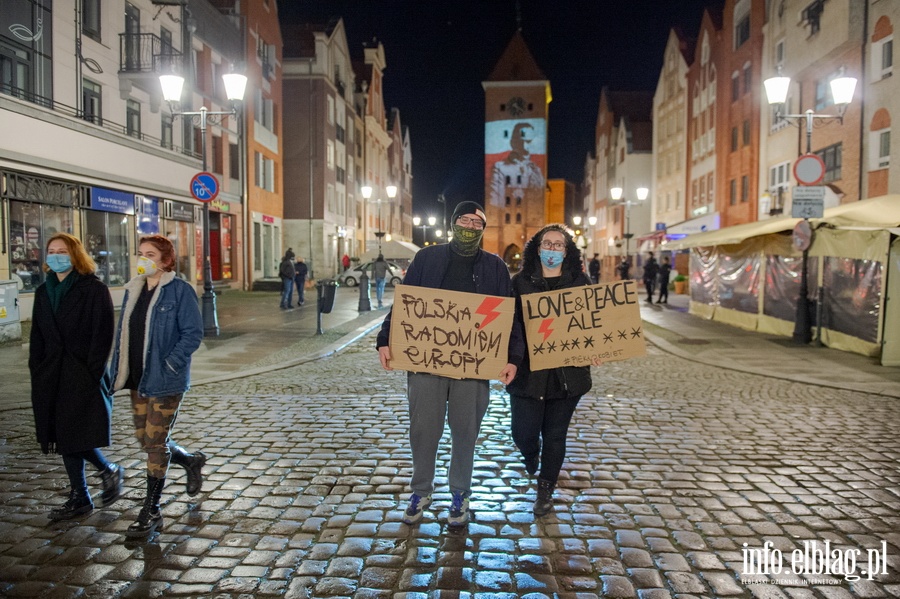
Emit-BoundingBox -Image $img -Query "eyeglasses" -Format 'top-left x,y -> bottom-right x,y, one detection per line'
456,215 -> 485,229
540,241 -> 566,251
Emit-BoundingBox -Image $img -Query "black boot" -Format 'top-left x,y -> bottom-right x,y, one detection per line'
49,489 -> 93,521
168,442 -> 207,497
533,478 -> 555,516
99,463 -> 124,507
126,476 -> 165,538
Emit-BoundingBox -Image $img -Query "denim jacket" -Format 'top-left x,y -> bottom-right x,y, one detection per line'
109,271 -> 203,397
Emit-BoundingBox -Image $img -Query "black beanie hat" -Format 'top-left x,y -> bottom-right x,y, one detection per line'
451,201 -> 487,225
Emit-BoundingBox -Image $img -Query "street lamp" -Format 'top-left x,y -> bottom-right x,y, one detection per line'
378,184 -> 397,252
412,215 -> 436,245
160,68 -> 247,338
610,185 -> 648,265
763,69 -> 857,344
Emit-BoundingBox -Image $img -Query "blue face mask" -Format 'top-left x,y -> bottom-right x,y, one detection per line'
539,249 -> 564,270
46,254 -> 73,274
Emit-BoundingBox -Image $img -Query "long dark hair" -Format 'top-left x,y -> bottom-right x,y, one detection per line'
520,223 -> 583,278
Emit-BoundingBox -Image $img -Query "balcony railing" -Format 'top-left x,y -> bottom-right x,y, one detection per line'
1,84 -> 199,160
119,32 -> 181,73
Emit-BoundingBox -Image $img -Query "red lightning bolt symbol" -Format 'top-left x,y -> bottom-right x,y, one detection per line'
475,297 -> 504,329
537,318 -> 555,342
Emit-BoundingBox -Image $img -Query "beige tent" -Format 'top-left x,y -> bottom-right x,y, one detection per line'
661,195 -> 900,364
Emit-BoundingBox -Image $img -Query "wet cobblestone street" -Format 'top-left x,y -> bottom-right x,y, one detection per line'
1,334 -> 899,598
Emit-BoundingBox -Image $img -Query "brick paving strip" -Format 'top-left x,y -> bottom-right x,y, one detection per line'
1,335 -> 899,597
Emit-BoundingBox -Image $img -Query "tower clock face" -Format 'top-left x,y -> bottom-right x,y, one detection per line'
508,96 -> 526,116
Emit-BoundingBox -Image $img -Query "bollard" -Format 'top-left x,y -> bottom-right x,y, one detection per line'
358,270 -> 372,312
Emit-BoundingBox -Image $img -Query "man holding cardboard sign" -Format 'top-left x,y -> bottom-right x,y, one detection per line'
377,202 -> 524,528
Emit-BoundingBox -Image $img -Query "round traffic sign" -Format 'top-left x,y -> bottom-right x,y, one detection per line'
792,220 -> 813,252
190,172 -> 219,202
793,154 -> 826,186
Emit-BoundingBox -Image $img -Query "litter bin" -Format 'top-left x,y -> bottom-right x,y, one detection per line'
0,280 -> 22,343
317,279 -> 339,314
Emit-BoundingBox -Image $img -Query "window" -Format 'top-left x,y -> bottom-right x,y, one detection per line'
802,0 -> 825,35
741,175 -> 749,202
743,65 -> 751,94
516,213 -> 522,224
707,173 -> 715,203
874,37 -> 893,80
730,179 -> 737,205
775,39 -> 785,69
871,129 -> 890,169
255,152 -> 275,192
327,95 -> 335,125
82,0 -> 101,40
743,120 -> 750,145
126,99 -> 141,138
83,210 -> 131,286
814,72 -> 842,110
254,89 -> 275,131
212,136 -> 223,174
229,142 -> 240,179
735,15 -> 750,48
769,161 -> 790,214
732,74 -> 740,101
731,127 -> 738,151
326,140 -> 334,170
82,79 -> 102,125
815,143 -> 842,182
505,213 -> 510,224
9,201 -> 74,292
161,117 -> 172,149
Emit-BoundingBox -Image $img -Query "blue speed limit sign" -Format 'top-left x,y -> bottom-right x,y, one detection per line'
190,172 -> 219,202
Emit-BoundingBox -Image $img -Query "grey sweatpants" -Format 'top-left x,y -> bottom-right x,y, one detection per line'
407,372 -> 490,496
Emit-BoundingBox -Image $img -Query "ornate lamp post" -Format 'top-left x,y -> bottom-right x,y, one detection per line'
413,215 -> 436,245
763,69 -> 856,344
609,185 -> 649,266
358,184 -> 373,311
159,69 -> 247,337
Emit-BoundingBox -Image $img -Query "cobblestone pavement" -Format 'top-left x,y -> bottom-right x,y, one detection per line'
1,334 -> 899,598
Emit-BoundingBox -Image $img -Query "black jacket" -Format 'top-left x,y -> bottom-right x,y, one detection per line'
506,270 -> 593,401
376,243 -> 525,367
29,274 -> 115,454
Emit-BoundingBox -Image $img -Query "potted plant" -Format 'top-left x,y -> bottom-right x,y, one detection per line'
673,274 -> 688,295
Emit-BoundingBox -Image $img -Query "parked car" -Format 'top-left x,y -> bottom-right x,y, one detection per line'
338,261 -> 405,287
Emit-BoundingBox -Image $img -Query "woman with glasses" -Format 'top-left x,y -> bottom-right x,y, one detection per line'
507,224 -> 602,516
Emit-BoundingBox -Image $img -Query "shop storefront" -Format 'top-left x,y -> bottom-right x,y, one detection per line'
162,200 -> 197,281
4,170 -> 80,292
208,200 -> 235,282
84,187 -> 135,287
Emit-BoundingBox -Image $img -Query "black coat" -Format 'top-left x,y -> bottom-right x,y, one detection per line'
29,273 -> 115,454
507,270 -> 593,401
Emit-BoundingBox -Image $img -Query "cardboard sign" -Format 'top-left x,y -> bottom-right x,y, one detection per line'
522,280 -> 646,370
388,284 -> 515,380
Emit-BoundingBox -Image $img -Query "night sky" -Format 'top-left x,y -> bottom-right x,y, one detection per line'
280,1 -> 723,221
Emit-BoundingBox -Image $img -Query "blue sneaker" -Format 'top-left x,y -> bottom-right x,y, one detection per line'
448,491 -> 470,528
402,493 -> 432,524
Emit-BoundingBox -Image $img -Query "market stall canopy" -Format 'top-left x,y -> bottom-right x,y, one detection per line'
361,240 -> 421,262
663,195 -> 900,250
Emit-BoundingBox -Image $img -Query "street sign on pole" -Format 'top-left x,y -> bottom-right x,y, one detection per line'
793,154 -> 826,186
190,172 -> 219,202
791,186 -> 825,219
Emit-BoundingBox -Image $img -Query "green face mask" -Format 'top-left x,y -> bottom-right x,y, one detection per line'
450,223 -> 483,256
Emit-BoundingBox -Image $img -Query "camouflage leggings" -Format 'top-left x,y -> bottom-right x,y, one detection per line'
130,390 -> 183,478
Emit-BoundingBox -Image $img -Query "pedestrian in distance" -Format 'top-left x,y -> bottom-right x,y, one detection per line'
29,233 -> 124,521
372,253 -> 389,308
643,252 -> 659,303
657,255 -> 672,304
284,247 -> 295,261
588,253 -> 600,285
278,253 -> 296,309
341,253 -> 351,270
294,256 -> 308,307
508,224 -> 603,516
376,201 -> 524,529
616,258 -> 631,281
109,235 -> 206,538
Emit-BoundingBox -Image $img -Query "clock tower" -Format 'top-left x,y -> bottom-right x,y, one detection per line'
482,31 -> 551,266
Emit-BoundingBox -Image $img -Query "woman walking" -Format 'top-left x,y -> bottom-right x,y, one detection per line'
29,233 -> 123,520
508,224 -> 601,516
110,234 -> 206,537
